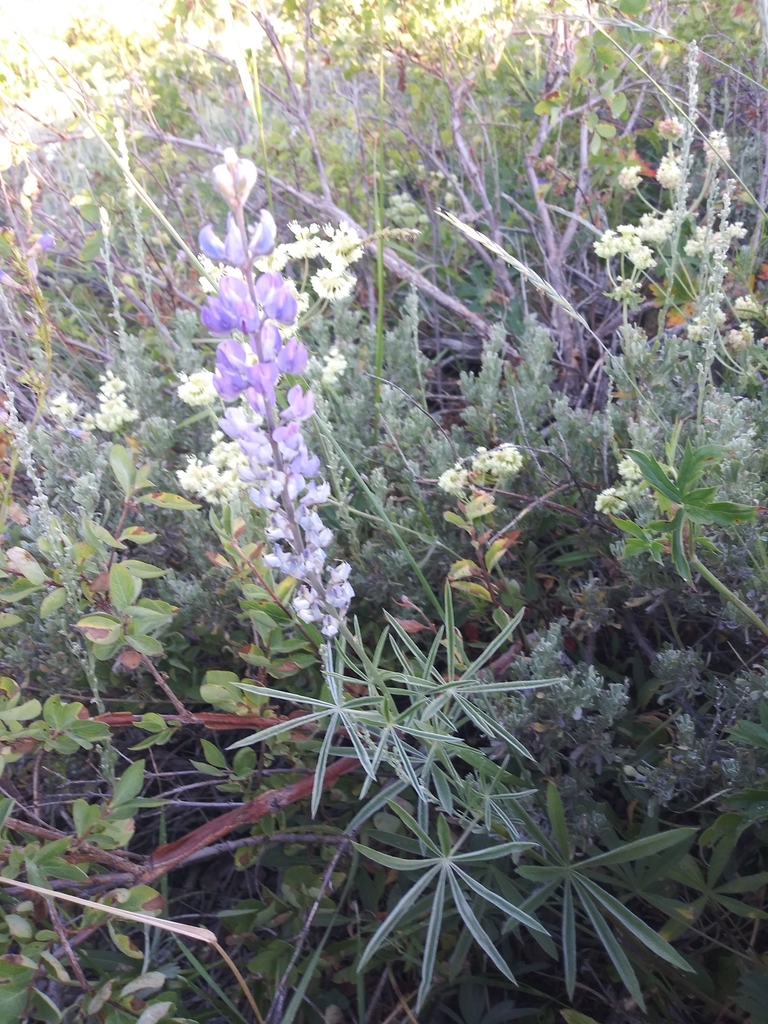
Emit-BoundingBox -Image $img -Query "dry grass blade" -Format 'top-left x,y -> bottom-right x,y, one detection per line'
437,209 -> 591,332
0,877 -> 264,1023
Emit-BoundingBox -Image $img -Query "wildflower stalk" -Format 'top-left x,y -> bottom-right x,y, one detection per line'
198,148 -> 354,639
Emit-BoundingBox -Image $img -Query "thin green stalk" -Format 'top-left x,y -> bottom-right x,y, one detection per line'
371,0 -> 386,442
690,557 -> 768,638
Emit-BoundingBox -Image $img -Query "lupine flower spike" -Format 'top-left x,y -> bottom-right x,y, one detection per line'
192,148 -> 354,638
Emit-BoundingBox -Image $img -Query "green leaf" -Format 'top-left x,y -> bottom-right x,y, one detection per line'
75,613 -> 124,646
577,875 -> 693,972
110,562 -> 140,612
78,230 -> 103,261
109,444 -> 136,497
576,882 -> 644,1008
562,878 -> 577,999
626,451 -> 681,504
670,510 -> 691,582
609,516 -> 647,539
39,587 -> 68,618
418,867 -> 446,1010
561,1012 -> 601,1024
447,869 -> 516,984
121,560 -> 166,579
353,845 -> 438,871
0,613 -> 22,629
119,526 -> 158,545
0,580 -> 42,602
6,547 -> 47,585
580,828 -> 696,869
126,634 -> 164,657
0,698 -> 41,723
547,783 -> 571,861
136,1002 -> 174,1024
358,865 -> 440,970
137,492 -> 200,510
30,987 -> 62,1023
200,739 -> 227,770
452,865 -> 548,934
112,760 -> 145,806
82,519 -> 125,550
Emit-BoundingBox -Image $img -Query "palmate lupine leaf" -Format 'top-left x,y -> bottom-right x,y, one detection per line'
356,808 -> 542,1009
512,785 -> 694,1003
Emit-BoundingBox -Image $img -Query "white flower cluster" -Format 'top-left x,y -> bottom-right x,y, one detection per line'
309,222 -> 363,303
684,221 -> 746,258
656,154 -> 682,190
636,211 -> 676,245
176,430 -> 249,504
608,277 -> 642,304
734,295 -> 762,319
472,444 -> 524,482
617,165 -> 643,191
594,456 -> 648,515
593,225 -> 656,271
49,391 -> 80,426
658,116 -> 685,141
726,324 -> 755,351
438,443 -> 524,497
81,372 -> 138,434
320,346 -> 348,387
594,487 -> 628,514
705,130 -> 731,166
687,306 -> 726,342
177,370 -> 218,407
438,465 -> 470,497
252,220 -> 364,305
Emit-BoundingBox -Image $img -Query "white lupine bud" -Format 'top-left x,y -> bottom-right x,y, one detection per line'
212,150 -> 258,208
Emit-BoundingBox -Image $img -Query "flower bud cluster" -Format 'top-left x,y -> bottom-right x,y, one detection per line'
734,295 -> 762,320
594,456 -> 650,515
189,151 -> 354,638
177,431 -> 249,504
617,165 -> 642,191
81,372 -> 138,434
438,443 -> 524,497
177,370 -> 218,407
50,391 -> 81,426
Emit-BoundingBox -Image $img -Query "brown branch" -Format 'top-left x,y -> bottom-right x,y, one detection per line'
141,756 -> 358,881
93,710 -> 313,733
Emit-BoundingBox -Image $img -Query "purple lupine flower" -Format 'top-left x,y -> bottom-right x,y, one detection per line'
38,232 -> 55,252
218,276 -> 260,333
255,272 -> 298,325
245,361 -> 280,400
199,214 -> 247,266
260,322 -> 283,362
213,339 -> 250,399
277,336 -> 308,374
281,384 -> 315,421
249,210 -> 277,257
292,450 -> 321,478
202,294 -> 239,335
199,223 -> 226,261
302,481 -> 331,505
219,407 -> 263,439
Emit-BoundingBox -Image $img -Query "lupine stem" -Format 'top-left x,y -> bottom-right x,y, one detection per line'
690,556 -> 768,638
